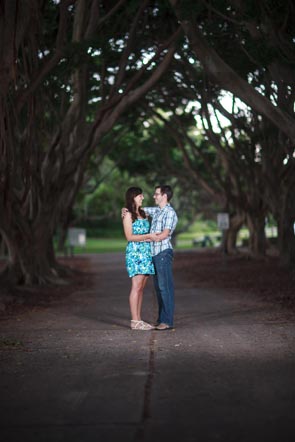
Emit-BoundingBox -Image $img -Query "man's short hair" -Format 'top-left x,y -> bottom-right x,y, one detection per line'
155,185 -> 173,202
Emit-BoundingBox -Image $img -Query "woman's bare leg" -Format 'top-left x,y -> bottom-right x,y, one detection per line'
137,275 -> 149,319
129,274 -> 148,320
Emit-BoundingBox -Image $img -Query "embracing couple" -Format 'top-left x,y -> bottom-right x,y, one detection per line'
122,185 -> 178,331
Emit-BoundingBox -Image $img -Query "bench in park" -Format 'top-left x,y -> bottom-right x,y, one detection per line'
192,235 -> 221,248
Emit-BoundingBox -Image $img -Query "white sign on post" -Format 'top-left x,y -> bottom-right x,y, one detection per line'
68,228 -> 86,246
217,213 -> 230,230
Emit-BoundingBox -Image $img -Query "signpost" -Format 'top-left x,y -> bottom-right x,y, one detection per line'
217,213 -> 230,231
67,228 -> 86,256
217,213 -> 229,254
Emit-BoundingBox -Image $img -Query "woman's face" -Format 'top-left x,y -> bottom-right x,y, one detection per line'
134,193 -> 144,207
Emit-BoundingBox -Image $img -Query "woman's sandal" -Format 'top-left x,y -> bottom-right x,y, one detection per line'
130,320 -> 154,330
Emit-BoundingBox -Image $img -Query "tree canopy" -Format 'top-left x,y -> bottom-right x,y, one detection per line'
0,0 -> 294,285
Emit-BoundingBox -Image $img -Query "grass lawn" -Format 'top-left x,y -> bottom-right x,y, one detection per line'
59,238 -> 127,255
58,221 -> 274,255
61,232 -> 222,255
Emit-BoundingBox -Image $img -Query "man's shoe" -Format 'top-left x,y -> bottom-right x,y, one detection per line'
155,323 -> 173,331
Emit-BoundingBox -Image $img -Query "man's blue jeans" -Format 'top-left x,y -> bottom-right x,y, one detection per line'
152,249 -> 174,327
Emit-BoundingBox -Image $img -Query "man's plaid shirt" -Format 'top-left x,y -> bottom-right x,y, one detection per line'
144,204 -> 178,256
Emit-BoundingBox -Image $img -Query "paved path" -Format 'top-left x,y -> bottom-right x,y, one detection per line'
1,252 -> 295,442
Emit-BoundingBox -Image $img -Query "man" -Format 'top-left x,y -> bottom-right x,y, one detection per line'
143,185 -> 178,330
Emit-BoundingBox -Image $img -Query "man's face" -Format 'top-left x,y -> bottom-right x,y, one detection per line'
153,188 -> 165,206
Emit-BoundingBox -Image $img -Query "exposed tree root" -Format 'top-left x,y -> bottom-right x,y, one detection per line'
0,261 -> 74,288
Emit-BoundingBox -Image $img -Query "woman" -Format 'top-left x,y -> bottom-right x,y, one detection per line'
123,187 -> 158,330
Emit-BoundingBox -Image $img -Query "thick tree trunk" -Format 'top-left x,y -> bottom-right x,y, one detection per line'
278,219 -> 295,267
57,204 -> 75,252
0,235 -> 8,257
57,226 -> 68,253
0,219 -> 66,285
222,212 -> 245,254
2,243 -> 51,285
226,229 -> 239,253
277,190 -> 295,267
246,213 -> 267,257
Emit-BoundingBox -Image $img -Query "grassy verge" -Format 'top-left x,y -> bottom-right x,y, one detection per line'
59,233 -> 221,255
58,238 -> 127,255
56,223 -> 277,255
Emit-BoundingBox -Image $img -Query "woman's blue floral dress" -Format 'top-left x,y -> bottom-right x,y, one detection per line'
125,218 -> 155,278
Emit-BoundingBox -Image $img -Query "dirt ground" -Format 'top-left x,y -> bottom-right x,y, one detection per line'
174,249 -> 295,310
1,248 -> 294,317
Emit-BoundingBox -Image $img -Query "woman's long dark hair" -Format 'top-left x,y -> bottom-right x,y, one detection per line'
125,187 -> 146,222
